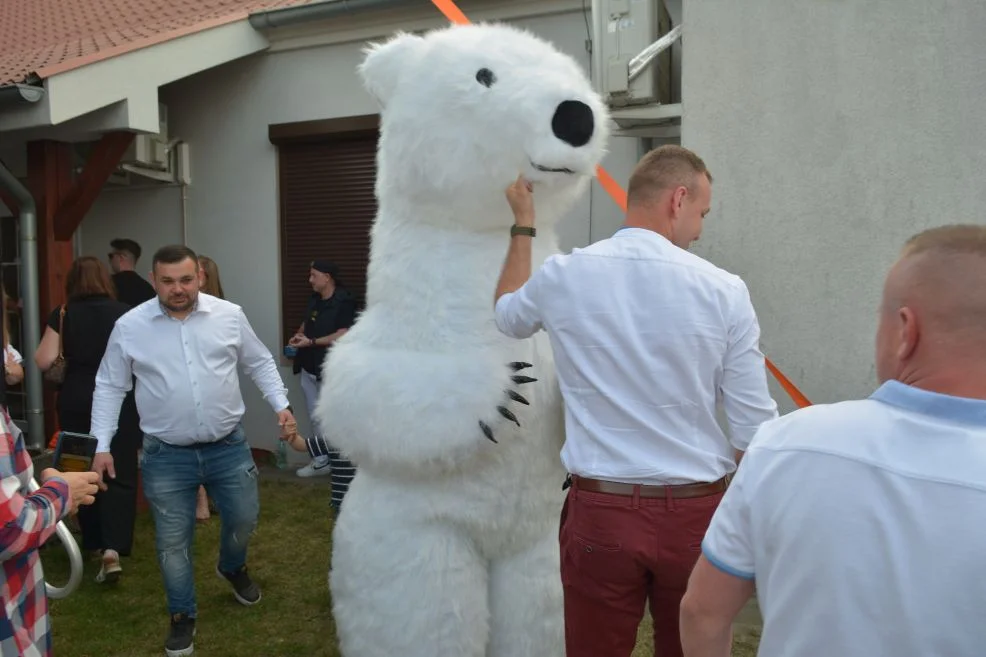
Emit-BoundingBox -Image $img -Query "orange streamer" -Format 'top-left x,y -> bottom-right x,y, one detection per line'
426,0 -> 811,408
594,164 -> 628,212
430,0 -> 470,24
765,358 -> 811,408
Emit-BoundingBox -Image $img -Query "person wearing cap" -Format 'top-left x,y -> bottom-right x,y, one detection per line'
287,261 -> 358,505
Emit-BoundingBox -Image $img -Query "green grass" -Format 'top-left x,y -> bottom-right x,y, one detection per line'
41,476 -> 760,656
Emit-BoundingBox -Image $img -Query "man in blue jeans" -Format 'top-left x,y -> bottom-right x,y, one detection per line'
90,245 -> 295,657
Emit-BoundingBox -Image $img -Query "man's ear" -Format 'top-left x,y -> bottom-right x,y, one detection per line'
358,31 -> 426,107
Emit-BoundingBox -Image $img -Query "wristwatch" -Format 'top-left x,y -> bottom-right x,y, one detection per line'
510,225 -> 536,237
308,337 -> 316,347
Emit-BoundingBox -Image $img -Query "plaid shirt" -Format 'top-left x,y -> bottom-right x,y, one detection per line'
0,411 -> 70,657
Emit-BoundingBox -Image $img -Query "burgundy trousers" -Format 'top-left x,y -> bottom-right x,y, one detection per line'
559,477 -> 725,657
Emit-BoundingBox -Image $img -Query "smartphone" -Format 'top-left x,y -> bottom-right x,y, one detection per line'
52,431 -> 99,473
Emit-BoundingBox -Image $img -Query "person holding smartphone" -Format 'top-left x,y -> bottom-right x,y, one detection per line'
1,296 -> 99,656
286,260 -> 357,510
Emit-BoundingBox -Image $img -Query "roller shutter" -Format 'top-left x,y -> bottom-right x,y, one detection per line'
277,131 -> 379,342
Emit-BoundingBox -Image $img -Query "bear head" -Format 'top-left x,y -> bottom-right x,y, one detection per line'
359,22 -> 610,230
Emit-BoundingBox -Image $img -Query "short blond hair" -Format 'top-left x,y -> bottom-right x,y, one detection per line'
902,224 -> 986,258
627,145 -> 712,208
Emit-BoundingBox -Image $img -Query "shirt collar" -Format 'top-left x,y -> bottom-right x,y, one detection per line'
870,379 -> 986,425
613,225 -> 673,245
151,292 -> 214,319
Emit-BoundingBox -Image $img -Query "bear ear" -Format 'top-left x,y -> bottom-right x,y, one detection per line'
358,31 -> 426,106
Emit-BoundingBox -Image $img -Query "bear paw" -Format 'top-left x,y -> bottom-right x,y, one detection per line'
478,361 -> 537,444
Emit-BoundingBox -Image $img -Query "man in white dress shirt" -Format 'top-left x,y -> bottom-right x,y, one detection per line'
90,245 -> 295,657
680,224 -> 986,657
493,145 -> 778,657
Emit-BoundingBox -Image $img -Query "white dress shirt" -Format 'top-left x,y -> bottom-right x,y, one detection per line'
703,380 -> 986,657
494,227 -> 778,485
90,293 -> 290,453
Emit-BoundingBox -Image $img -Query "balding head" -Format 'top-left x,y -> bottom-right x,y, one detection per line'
876,224 -> 986,389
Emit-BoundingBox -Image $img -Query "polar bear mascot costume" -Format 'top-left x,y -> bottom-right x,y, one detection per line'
316,21 -> 610,657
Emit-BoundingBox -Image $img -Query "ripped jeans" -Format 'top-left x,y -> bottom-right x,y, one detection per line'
140,425 -> 260,617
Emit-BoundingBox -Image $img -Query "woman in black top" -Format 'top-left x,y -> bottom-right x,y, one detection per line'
34,256 -> 141,584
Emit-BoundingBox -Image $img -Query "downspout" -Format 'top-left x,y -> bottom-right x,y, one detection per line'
0,163 -> 44,452
248,0 -> 415,29
0,82 -> 47,451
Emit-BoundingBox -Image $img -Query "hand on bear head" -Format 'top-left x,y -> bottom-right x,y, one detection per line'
505,175 -> 535,228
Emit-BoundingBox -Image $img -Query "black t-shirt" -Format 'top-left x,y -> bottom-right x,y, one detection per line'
294,288 -> 357,378
112,271 -> 155,309
47,295 -> 131,414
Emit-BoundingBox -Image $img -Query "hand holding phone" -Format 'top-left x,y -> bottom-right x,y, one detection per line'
40,468 -> 100,514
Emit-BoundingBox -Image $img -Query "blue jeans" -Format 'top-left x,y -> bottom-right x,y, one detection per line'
140,425 -> 260,616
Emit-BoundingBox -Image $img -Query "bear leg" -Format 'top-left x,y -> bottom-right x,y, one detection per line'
330,517 -> 490,657
488,532 -> 565,657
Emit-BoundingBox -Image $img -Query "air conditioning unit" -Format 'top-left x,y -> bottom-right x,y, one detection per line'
121,103 -> 170,171
73,103 -> 191,186
593,0 -> 674,108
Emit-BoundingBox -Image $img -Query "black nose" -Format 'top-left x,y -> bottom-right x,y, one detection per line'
552,100 -> 594,148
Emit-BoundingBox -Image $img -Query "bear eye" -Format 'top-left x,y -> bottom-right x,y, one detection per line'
476,68 -> 496,88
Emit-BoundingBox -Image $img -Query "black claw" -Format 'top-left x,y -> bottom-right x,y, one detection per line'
497,406 -> 520,426
506,390 -> 530,405
511,375 -> 537,385
479,420 -> 498,443
509,361 -> 533,371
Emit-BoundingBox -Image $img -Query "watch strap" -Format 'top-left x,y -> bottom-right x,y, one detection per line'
510,225 -> 536,238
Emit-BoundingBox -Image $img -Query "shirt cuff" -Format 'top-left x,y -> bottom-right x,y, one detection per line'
94,435 -> 113,453
272,394 -> 290,413
728,423 -> 764,451
493,293 -> 517,336
39,477 -> 71,518
702,539 -> 755,580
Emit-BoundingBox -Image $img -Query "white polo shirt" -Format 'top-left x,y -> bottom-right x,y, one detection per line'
703,380 -> 986,657
494,227 -> 778,485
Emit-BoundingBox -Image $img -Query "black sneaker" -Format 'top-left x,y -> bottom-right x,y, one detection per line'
165,613 -> 195,657
217,565 -> 261,605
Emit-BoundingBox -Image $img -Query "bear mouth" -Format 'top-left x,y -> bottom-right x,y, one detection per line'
530,160 -> 576,175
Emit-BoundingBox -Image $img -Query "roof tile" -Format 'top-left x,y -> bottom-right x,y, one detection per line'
0,0 -> 322,86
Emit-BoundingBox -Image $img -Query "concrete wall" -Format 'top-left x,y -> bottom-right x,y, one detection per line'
78,8 -> 635,454
78,186 -> 185,264
682,0 -> 986,412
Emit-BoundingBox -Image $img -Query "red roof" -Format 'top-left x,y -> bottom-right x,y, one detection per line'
0,0 -> 321,86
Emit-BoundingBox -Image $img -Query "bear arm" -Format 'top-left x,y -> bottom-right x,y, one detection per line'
316,342 -> 534,474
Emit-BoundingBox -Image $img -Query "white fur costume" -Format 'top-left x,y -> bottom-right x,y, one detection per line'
316,22 -> 609,657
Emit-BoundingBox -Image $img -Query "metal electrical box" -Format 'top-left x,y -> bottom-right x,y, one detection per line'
593,0 -> 672,107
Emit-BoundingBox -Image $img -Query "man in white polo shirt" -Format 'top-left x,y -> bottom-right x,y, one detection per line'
680,224 -> 986,657
493,145 -> 778,657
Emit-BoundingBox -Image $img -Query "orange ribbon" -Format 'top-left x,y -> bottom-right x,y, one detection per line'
426,0 -> 811,408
